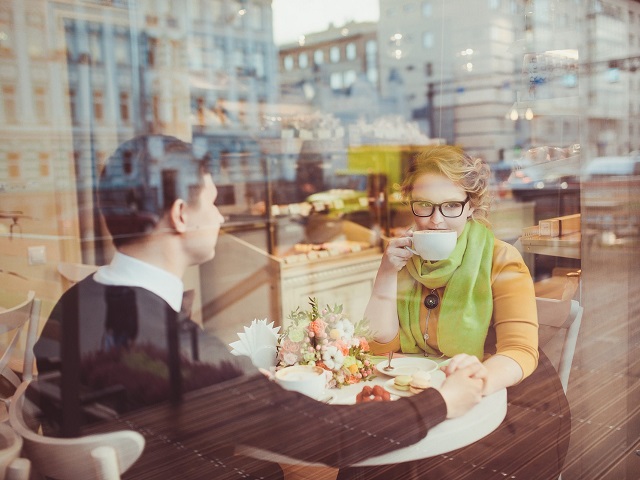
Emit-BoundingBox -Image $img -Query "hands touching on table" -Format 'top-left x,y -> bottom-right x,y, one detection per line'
436,354 -> 488,419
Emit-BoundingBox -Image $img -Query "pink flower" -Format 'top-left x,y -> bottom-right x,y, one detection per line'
359,338 -> 370,351
309,319 -> 328,338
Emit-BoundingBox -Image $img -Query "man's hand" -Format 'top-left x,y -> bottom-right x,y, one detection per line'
437,362 -> 487,419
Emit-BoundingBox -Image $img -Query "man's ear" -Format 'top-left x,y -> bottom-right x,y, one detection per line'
169,199 -> 188,233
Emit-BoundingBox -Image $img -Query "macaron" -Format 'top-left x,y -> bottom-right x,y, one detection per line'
394,375 -> 412,391
409,371 -> 432,395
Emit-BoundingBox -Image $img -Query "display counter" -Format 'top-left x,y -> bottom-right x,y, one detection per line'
199,218 -> 382,344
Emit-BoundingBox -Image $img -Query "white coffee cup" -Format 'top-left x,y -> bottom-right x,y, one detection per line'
406,229 -> 457,261
275,365 -> 327,399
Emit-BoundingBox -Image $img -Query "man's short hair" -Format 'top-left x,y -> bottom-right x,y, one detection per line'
98,135 -> 210,247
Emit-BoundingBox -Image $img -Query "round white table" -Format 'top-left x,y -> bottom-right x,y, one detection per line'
239,357 -> 507,467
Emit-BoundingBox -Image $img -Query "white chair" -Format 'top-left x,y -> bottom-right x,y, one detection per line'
9,380 -> 145,480
0,291 -> 36,394
537,298 -> 584,393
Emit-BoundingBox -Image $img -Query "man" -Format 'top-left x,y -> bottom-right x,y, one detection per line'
33,135 -> 486,478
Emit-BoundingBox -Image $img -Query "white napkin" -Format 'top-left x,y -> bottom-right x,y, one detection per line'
229,319 -> 280,370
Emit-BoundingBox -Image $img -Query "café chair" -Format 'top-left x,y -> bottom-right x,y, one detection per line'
9,380 -> 145,480
0,422 -> 27,479
0,291 -> 36,416
537,298 -> 584,393
4,457 -> 31,480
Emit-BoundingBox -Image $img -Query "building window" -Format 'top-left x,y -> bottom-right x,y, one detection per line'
89,29 -> 103,64
489,0 -> 500,9
314,49 -> 324,65
2,85 -> 16,123
346,43 -> 357,61
212,1 -> 223,23
404,3 -> 416,13
423,32 -> 434,48
68,88 -> 78,125
93,90 -> 104,121
0,7 -> 13,55
344,69 -> 357,87
120,91 -> 130,123
7,152 -> 20,178
283,54 -> 293,71
147,37 -> 158,66
299,52 -> 308,69
250,4 -> 263,30
27,27 -> 45,58
253,52 -> 265,78
115,34 -> 130,64
34,86 -> 47,122
330,46 -> 340,63
39,152 -> 50,177
422,1 -> 432,16
330,72 -> 343,89
365,40 -> 378,84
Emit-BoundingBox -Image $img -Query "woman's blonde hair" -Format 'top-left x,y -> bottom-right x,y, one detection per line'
401,145 -> 492,227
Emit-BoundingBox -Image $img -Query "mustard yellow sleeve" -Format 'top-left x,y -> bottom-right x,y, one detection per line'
369,334 -> 401,355
490,240 -> 539,380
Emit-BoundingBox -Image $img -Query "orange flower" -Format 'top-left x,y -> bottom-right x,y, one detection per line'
359,338 -> 370,351
348,363 -> 359,374
309,319 -> 328,338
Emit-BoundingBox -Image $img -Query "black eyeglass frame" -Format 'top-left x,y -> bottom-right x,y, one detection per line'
409,196 -> 470,218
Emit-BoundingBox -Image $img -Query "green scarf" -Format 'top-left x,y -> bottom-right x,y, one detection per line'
397,221 -> 494,359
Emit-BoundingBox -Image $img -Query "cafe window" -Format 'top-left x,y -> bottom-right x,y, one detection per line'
330,45 -> 340,62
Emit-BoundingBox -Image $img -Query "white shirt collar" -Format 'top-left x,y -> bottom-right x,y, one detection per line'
93,251 -> 184,312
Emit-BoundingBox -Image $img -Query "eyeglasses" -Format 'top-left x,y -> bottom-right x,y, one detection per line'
410,196 -> 470,218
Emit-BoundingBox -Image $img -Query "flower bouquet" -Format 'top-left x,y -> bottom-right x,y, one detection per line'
276,298 -> 374,388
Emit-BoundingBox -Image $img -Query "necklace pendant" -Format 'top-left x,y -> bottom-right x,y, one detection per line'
424,291 -> 439,309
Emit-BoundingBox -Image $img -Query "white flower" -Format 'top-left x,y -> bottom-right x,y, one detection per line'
332,319 -> 355,342
323,345 -> 345,370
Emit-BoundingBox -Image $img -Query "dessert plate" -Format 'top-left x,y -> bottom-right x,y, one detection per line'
376,357 -> 439,377
383,370 -> 446,397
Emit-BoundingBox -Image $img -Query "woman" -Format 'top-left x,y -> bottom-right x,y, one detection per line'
366,144 -> 537,393
337,145 -> 570,479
